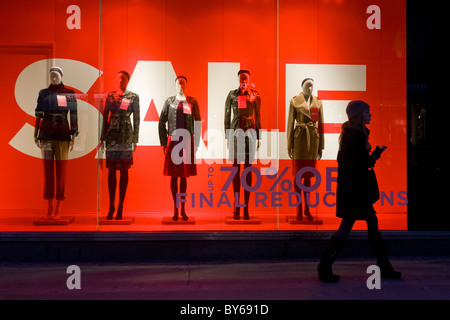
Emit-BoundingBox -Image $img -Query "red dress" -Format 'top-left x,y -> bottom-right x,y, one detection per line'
163,100 -> 197,178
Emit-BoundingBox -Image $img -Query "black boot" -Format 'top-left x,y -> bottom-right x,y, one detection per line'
368,232 -> 401,279
317,236 -> 343,282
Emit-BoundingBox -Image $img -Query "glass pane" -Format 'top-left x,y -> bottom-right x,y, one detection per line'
0,0 -> 100,231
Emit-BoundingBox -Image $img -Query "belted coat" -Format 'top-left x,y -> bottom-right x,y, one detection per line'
287,93 -> 324,161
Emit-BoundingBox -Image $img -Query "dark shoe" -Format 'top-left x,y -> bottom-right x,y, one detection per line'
115,204 -> 123,220
234,207 -> 240,220
304,204 -> 314,221
107,204 -> 115,220
243,207 -> 249,220
368,232 -> 401,279
296,205 -> 303,220
180,208 -> 189,221
317,236 -> 343,282
172,209 -> 179,221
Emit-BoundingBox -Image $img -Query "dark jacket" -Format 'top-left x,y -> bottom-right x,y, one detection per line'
35,83 -> 78,141
101,90 -> 140,145
158,96 -> 201,147
336,126 -> 379,220
224,88 -> 261,140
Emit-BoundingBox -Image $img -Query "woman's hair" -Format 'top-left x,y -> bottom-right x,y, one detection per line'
339,112 -> 371,151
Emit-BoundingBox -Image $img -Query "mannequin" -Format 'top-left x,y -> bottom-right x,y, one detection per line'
224,70 -> 261,220
287,78 -> 324,220
101,71 -> 140,220
159,76 -> 201,221
34,66 -> 78,219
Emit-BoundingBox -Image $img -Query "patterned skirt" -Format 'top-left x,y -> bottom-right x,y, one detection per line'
106,143 -> 133,170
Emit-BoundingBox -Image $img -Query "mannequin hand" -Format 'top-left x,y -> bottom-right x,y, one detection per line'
69,138 -> 75,151
34,138 -> 41,149
100,142 -> 105,153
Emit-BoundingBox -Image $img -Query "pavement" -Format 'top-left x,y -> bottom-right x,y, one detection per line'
0,256 -> 449,302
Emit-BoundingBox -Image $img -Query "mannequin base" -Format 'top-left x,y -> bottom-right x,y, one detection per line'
99,217 -> 135,225
162,217 -> 195,225
225,216 -> 261,225
33,216 -> 75,225
286,216 -> 323,225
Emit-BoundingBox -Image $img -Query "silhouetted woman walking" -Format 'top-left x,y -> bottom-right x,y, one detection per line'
317,100 -> 401,282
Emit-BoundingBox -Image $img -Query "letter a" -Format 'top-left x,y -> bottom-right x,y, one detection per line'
366,5 -> 381,30
66,265 -> 81,290
66,5 -> 81,30
366,265 -> 381,290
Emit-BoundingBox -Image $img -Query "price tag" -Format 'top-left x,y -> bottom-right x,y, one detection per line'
120,98 -> 131,110
238,95 -> 247,109
57,95 -> 67,107
310,107 -> 319,121
183,102 -> 191,114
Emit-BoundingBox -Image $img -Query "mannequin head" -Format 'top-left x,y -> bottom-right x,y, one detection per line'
238,70 -> 250,91
176,76 -> 187,96
117,71 -> 130,92
49,66 -> 63,85
302,78 -> 314,97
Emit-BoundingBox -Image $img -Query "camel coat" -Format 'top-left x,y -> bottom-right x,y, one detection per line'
287,93 -> 324,161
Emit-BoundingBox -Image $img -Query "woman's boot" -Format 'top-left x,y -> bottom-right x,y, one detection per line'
368,232 -> 401,279
317,236 -> 343,282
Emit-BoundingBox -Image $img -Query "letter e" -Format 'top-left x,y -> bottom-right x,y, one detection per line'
366,5 -> 381,30
66,265 -> 81,290
66,5 -> 81,30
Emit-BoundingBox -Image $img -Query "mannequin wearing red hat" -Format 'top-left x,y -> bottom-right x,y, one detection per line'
317,100 -> 401,282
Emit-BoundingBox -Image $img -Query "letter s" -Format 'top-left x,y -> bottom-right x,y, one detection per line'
11,58 -> 102,159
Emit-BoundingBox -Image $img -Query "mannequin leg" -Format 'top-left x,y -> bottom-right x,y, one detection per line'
179,178 -> 188,220
303,177 -> 313,220
232,163 -> 241,219
107,169 -> 117,220
243,161 -> 252,220
53,200 -> 61,220
116,169 -> 129,220
42,141 -> 55,218
51,141 -> 69,219
171,177 -> 179,220
46,199 -> 54,219
294,180 -> 303,220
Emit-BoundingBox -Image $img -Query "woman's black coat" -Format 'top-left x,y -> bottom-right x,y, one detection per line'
336,127 -> 379,221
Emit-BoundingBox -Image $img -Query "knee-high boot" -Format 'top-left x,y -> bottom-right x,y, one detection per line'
317,236 -> 343,282
368,232 -> 401,279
